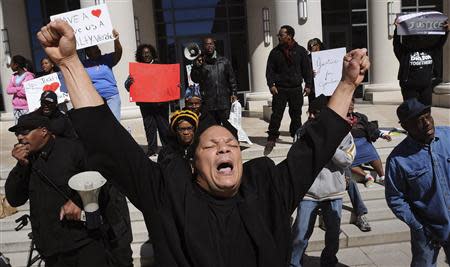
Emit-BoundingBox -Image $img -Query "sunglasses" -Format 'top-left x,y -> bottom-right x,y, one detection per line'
15,129 -> 33,137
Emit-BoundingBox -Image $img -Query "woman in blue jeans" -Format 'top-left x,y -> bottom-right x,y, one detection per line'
82,30 -> 123,121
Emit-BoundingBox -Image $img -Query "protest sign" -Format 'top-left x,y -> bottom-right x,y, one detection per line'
129,63 -> 181,103
24,73 -> 70,112
397,12 -> 448,35
311,47 -> 346,96
50,4 -> 114,49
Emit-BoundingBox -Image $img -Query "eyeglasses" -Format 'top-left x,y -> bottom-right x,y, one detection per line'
176,126 -> 195,133
186,102 -> 201,107
15,129 -> 32,137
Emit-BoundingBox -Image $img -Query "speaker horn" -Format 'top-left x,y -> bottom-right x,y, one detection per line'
68,171 -> 106,229
184,43 -> 201,61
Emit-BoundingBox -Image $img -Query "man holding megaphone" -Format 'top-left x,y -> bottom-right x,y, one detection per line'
191,37 -> 239,130
5,113 -> 132,267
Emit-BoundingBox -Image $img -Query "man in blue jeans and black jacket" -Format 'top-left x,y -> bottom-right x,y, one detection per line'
385,98 -> 450,266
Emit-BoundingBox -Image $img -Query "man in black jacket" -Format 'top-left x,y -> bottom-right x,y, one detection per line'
5,113 -> 110,266
31,90 -> 77,139
265,25 -> 313,155
190,37 -> 238,129
6,113 -> 133,267
37,20 -> 370,267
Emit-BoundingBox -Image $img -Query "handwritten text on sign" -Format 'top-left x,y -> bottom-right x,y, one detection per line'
311,47 -> 346,96
50,4 -> 114,50
23,73 -> 70,112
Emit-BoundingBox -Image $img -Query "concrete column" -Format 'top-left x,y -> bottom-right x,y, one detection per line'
432,0 -> 450,108
0,0 -> 13,114
368,0 -> 400,84
273,0 -> 323,51
246,0 -> 322,110
246,0 -> 273,97
1,0 -> 32,114
132,0 -> 156,46
363,0 -> 404,104
443,0 -> 449,83
80,0 -> 137,111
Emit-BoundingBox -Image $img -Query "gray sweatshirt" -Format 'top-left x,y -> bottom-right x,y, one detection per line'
303,133 -> 355,201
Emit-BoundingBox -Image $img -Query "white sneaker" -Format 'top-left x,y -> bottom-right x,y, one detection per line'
376,176 -> 385,185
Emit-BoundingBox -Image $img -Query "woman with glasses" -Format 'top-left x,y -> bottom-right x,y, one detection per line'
157,110 -> 199,170
125,44 -> 170,156
306,38 -> 325,104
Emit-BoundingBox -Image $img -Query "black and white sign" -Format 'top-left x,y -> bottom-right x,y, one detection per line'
397,11 -> 448,35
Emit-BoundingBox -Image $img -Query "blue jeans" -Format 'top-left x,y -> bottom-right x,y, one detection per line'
290,199 -> 343,267
410,228 -> 450,267
347,179 -> 368,216
106,93 -> 121,121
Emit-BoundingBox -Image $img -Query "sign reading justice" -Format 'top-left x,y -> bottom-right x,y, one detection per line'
50,4 -> 114,50
129,63 -> 181,103
397,11 -> 448,35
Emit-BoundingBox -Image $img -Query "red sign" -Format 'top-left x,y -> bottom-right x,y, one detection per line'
129,63 -> 181,103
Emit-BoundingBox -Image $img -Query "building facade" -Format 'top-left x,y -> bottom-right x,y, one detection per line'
0,0 -> 448,116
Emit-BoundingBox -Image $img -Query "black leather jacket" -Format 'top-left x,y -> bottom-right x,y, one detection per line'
191,55 -> 238,111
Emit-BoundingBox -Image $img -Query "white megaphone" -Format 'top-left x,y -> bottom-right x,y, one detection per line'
68,171 -> 106,229
184,43 -> 201,61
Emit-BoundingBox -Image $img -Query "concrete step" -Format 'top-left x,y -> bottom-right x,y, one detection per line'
0,220 -> 149,253
0,205 -> 146,233
306,219 -> 410,252
3,242 -> 147,267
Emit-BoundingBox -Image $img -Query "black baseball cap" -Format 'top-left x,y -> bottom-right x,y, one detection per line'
397,98 -> 431,123
40,91 -> 57,104
8,113 -> 50,133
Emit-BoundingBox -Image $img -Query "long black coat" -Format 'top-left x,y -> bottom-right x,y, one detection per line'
190,55 -> 238,111
5,138 -> 92,257
70,104 -> 350,267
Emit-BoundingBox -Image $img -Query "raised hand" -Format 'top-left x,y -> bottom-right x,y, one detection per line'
341,48 -> 370,88
37,19 -> 77,66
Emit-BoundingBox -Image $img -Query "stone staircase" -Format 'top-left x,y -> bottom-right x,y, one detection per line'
0,133 -> 408,266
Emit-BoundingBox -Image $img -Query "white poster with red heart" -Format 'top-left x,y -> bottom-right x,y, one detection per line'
24,73 -> 69,112
50,4 -> 114,50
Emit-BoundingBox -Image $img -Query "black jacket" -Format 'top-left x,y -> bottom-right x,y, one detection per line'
266,42 -> 313,89
31,108 -> 77,139
190,55 -> 238,111
5,137 -> 133,260
350,112 -> 381,143
69,104 -> 350,267
393,28 -> 448,89
5,138 -> 91,257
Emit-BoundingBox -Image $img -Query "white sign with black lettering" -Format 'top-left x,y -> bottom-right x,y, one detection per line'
50,4 -> 114,50
311,47 -> 346,96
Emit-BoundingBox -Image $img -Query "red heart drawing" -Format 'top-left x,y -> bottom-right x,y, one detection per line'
43,82 -> 60,92
91,9 -> 101,17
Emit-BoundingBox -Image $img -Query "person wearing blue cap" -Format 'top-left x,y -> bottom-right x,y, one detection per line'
385,98 -> 450,266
